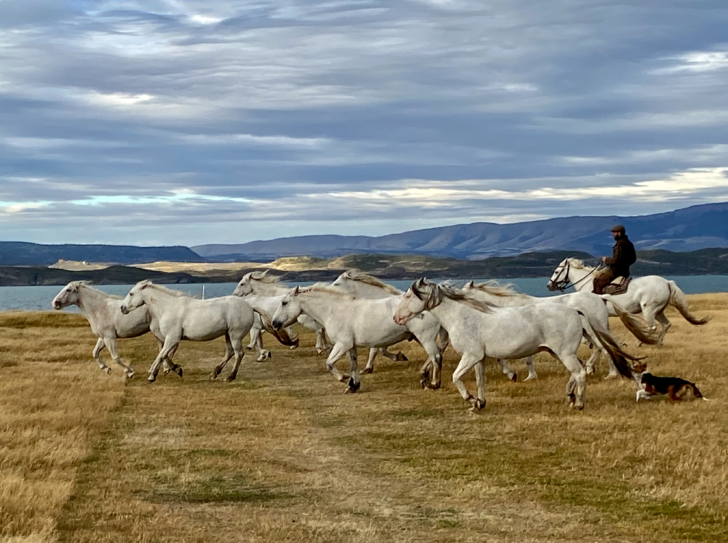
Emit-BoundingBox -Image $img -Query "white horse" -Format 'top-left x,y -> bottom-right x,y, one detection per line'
462,280 -> 658,380
331,270 -> 449,387
394,279 -> 641,411
120,280 -> 255,382
233,271 -> 331,354
547,258 -> 709,344
271,285 -> 445,393
51,281 -> 182,379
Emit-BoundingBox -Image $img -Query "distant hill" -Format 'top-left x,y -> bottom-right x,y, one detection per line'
2,248 -> 727,286
0,242 -> 204,266
0,265 -> 205,287
193,202 -> 728,261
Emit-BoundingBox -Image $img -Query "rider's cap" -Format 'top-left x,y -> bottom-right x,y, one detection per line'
610,224 -> 626,233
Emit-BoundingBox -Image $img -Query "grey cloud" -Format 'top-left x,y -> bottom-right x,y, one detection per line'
1,0 -> 727,245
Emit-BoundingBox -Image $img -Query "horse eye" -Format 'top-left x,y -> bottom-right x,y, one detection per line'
282,301 -> 288,306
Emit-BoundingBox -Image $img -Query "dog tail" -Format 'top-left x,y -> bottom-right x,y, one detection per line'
690,384 -> 708,401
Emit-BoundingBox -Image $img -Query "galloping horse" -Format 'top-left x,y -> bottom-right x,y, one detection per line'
547,258 -> 709,344
120,280 -> 255,382
462,280 -> 658,379
394,279 -> 641,412
51,281 -> 182,379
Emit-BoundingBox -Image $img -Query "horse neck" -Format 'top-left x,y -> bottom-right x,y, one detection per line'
347,281 -> 400,299
297,293 -> 346,328
251,282 -> 288,296
568,265 -> 595,292
427,296 -> 479,333
140,286 -> 177,315
76,286 -> 110,320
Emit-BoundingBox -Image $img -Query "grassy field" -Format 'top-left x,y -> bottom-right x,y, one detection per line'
1,295 -> 726,542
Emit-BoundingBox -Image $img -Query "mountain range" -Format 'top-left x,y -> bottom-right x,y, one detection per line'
193,202 -> 728,261
2,202 -> 727,266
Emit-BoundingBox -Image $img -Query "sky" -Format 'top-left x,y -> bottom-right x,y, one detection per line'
1,0 -> 728,246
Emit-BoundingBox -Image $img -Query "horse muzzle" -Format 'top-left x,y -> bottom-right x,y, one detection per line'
52,301 -> 62,310
271,319 -> 283,331
120,305 -> 129,315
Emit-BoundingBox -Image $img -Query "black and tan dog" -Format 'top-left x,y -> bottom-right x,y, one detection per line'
632,363 -> 708,402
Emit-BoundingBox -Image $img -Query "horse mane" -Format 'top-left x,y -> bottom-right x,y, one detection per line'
342,270 -> 401,295
139,281 -> 188,297
244,269 -> 282,284
412,279 -> 494,313
75,281 -> 123,300
469,280 -> 527,299
568,258 -> 592,270
297,284 -> 356,299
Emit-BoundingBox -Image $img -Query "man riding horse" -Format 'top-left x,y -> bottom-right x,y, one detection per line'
593,224 -> 636,294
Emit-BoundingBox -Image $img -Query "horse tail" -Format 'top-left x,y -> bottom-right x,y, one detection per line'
435,327 -> 450,351
578,310 -> 641,381
260,313 -> 300,347
668,281 -> 710,326
613,306 -> 661,345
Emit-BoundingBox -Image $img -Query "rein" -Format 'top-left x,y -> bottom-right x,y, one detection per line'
552,261 -> 603,292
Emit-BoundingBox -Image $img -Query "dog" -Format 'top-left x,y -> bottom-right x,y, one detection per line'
632,363 -> 708,402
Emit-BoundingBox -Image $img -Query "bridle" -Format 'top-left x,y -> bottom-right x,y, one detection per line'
548,260 -> 602,292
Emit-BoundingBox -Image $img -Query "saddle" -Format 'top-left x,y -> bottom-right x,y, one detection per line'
603,276 -> 631,295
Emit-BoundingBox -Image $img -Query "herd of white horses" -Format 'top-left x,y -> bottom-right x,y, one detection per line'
51,258 -> 709,411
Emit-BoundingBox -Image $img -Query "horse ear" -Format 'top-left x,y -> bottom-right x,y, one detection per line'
293,285 -> 300,295
69,282 -> 79,292
466,280 -> 474,288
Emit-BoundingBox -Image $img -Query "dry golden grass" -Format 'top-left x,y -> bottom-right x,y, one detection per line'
1,295 -> 727,542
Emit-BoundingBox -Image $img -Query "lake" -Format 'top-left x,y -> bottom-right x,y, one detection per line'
2,275 -> 728,312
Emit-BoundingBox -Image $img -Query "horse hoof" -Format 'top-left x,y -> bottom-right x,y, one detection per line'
524,375 -> 537,382
245,346 -> 254,351
225,374 -> 237,383
511,373 -> 518,383
103,367 -> 112,375
470,399 -> 485,411
345,378 -> 361,394
147,376 -> 156,383
338,374 -> 350,383
420,379 -> 428,389
210,370 -> 220,380
126,371 -> 135,379
361,367 -> 373,375
175,367 -> 183,378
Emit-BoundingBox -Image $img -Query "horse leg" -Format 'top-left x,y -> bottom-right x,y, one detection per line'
419,337 -> 443,390
324,342 -> 350,383
246,323 -> 260,351
251,327 -> 271,362
452,353 -> 484,409
92,337 -> 111,374
361,348 -> 377,375
523,356 -> 537,381
211,335 -> 234,380
285,326 -> 299,350
225,335 -> 246,382
559,353 -> 587,410
471,360 -> 486,411
344,348 -> 360,394
104,337 -> 135,379
638,302 -> 660,347
156,337 -> 182,377
496,358 -> 517,382
655,311 -> 671,346
148,336 -> 180,382
382,347 -> 407,362
315,328 -> 331,355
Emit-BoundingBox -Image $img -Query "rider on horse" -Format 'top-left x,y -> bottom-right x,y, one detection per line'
593,224 -> 636,294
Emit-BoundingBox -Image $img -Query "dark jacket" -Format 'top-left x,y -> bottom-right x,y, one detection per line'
605,235 -> 636,277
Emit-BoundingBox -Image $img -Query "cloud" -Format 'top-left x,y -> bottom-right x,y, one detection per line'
0,0 -> 727,245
